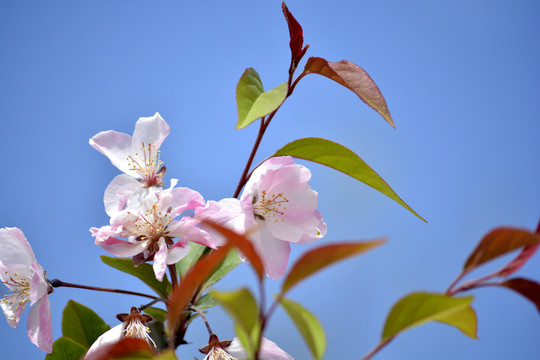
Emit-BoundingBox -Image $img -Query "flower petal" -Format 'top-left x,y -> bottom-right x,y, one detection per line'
99,237 -> 148,258
85,324 -> 123,358
152,238 -> 168,281
226,337 -> 294,360
29,262 -> 48,305
27,295 -> 53,353
89,130 -> 135,176
248,225 -> 291,280
0,227 -> 36,267
167,240 -> 190,264
131,112 -> 170,152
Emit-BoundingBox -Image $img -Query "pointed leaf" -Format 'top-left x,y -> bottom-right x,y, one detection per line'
463,227 -> 540,273
45,337 -> 87,360
167,244 -> 233,332
203,248 -> 242,290
176,243 -> 207,278
501,278 -> 540,313
236,67 -> 288,129
101,255 -> 171,298
279,297 -> 326,360
61,300 -> 110,348
273,137 -> 425,221
282,2 -> 308,67
282,238 -> 385,294
382,292 -> 477,341
211,288 -> 259,334
195,293 -> 219,310
143,307 -> 167,323
304,57 -> 395,127
497,244 -> 539,277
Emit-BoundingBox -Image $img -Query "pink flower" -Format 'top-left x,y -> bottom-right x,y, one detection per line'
92,180 -> 215,281
0,228 -> 53,353
89,112 -> 169,187
202,336 -> 293,360
197,156 -> 326,279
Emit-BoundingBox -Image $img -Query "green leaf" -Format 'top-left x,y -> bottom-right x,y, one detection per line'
282,238 -> 385,294
101,255 -> 171,298
152,351 -> 178,360
143,307 -> 167,323
274,137 -> 425,222
61,300 -> 110,348
45,337 -> 87,360
196,293 -> 219,310
176,243 -> 207,278
463,227 -> 540,273
211,288 -> 259,334
303,57 -> 395,128
279,297 -> 326,360
203,248 -> 242,290
382,292 -> 477,341
236,68 -> 288,129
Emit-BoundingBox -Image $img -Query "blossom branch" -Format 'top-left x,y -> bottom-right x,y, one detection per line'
49,279 -> 163,301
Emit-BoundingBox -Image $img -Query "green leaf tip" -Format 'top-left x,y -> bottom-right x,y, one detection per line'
273,137 -> 426,222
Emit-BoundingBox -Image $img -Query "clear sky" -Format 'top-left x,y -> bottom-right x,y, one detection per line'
1,1 -> 539,359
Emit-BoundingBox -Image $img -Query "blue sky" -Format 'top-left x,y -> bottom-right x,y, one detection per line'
1,1 -> 539,359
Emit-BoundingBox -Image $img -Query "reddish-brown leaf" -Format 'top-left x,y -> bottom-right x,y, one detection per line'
497,244 -> 539,277
202,220 -> 264,281
84,338 -> 152,360
282,2 -> 308,67
167,244 -> 232,332
281,238 -> 386,294
303,57 -> 395,128
501,278 -> 540,314
463,227 -> 540,273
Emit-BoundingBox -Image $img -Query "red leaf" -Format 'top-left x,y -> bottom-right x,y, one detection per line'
167,244 -> 232,332
281,238 -> 385,294
501,278 -> 540,314
282,2 -> 308,67
202,221 -> 264,281
496,244 -> 539,277
463,227 -> 540,273
84,338 -> 152,360
303,57 -> 395,128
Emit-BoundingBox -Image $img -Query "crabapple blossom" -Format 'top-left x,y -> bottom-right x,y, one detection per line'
197,156 -> 326,279
0,227 -> 53,353
91,180 -> 215,281
89,112 -> 169,188
84,307 -> 155,359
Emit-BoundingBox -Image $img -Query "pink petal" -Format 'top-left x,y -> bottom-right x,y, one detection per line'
89,130 -> 134,176
152,239 -> 168,281
100,237 -> 148,257
29,262 -> 48,305
0,293 -> 24,328
131,112 -> 170,152
226,337 -> 293,360
104,174 -> 149,217
0,227 -> 36,267
248,226 -> 291,280
167,240 -> 190,264
168,219 -> 217,249
170,187 -> 206,215
27,295 -> 53,353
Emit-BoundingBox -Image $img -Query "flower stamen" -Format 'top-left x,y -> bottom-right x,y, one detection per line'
252,190 -> 289,222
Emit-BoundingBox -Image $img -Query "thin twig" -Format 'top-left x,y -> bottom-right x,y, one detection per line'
49,279 -> 161,301
191,305 -> 213,336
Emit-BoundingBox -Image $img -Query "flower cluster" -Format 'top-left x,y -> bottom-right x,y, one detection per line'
90,113 -> 326,280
